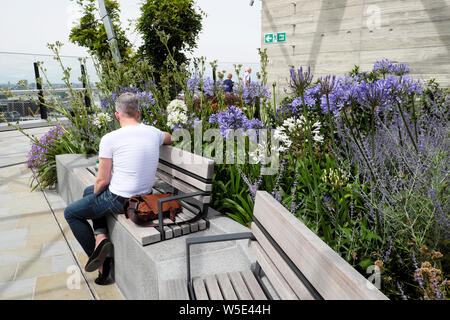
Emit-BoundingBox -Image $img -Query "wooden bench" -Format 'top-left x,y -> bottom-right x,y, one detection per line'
185,191 -> 389,300
82,144 -> 215,245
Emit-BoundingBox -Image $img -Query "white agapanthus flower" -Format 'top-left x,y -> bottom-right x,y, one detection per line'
273,116 -> 324,153
282,116 -> 306,134
273,126 -> 292,152
310,121 -> 324,143
167,99 -> 187,113
249,141 -> 270,164
166,99 -> 188,129
167,110 -> 188,128
93,112 -> 112,127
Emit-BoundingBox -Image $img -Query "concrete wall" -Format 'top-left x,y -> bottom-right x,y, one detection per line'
261,0 -> 450,97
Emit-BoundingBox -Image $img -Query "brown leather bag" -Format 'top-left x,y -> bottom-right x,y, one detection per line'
123,194 -> 182,226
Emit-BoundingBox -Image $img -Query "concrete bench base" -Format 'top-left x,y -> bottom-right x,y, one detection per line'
84,166 -> 210,246
56,154 -> 256,300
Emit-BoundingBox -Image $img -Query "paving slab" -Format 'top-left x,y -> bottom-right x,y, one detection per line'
34,271 -> 92,300
0,263 -> 18,282
0,229 -> 28,251
0,278 -> 36,300
0,126 -> 121,300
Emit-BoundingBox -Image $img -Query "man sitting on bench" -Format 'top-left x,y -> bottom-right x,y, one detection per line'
64,92 -> 172,285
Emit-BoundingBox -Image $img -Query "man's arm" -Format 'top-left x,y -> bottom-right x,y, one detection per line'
94,158 -> 112,194
162,131 -> 172,145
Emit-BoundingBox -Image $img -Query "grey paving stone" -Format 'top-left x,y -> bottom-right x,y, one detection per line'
51,253 -> 76,273
40,241 -> 71,258
0,277 -> 36,300
0,228 -> 28,251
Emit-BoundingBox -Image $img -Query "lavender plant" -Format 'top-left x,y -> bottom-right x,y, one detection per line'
335,79 -> 449,299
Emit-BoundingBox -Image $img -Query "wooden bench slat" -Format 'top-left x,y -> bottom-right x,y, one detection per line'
251,241 -> 298,300
193,277 -> 209,300
170,225 -> 182,237
159,145 -> 215,179
228,271 -> 253,300
158,162 -> 212,192
156,170 -> 210,203
198,219 -> 207,230
177,211 -> 195,222
204,275 -> 224,300
181,223 -> 191,235
253,191 -> 388,300
240,270 -> 267,300
163,226 -> 173,239
251,222 -> 315,300
216,273 -> 238,300
159,278 -> 189,300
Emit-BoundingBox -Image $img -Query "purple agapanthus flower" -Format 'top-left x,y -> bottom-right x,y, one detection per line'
373,59 -> 411,77
288,66 -> 314,96
243,81 -> 271,104
101,87 -> 155,111
187,75 -> 200,92
392,63 -> 410,76
209,106 -> 266,138
373,59 -> 395,74
209,106 -> 249,138
136,91 -> 156,109
357,79 -> 392,112
319,77 -> 347,115
203,77 -> 219,96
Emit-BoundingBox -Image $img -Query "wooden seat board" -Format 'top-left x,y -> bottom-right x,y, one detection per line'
192,277 -> 209,300
251,223 -> 315,300
251,241 -> 298,300
228,271 -> 253,300
240,270 -> 268,300
159,145 -> 215,179
204,275 -> 224,300
253,191 -> 388,300
216,273 -> 238,300
158,162 -> 212,192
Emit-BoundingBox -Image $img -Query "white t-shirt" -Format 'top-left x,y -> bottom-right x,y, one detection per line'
99,124 -> 165,198
244,71 -> 251,85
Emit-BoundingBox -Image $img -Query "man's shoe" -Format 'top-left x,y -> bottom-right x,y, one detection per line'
85,239 -> 114,272
95,257 -> 114,285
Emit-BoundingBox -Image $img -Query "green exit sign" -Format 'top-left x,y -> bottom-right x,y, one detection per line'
264,32 -> 286,43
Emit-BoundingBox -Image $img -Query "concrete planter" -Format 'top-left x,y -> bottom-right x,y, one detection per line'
56,153 -> 256,300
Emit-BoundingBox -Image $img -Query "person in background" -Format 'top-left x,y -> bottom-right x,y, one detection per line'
223,73 -> 234,93
243,66 -> 252,86
64,92 -> 172,285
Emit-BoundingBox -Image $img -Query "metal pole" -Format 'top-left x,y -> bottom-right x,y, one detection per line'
97,0 -> 122,64
80,64 -> 91,111
33,62 -> 47,120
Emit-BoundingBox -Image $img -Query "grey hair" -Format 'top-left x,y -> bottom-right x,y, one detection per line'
115,92 -> 139,117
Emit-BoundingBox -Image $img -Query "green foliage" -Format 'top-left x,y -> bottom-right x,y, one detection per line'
212,165 -> 255,228
69,0 -> 132,63
137,0 -> 204,73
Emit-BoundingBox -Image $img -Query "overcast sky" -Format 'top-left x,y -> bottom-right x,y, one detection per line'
0,0 -> 262,84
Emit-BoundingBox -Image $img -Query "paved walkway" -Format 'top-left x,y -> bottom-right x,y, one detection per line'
0,126 -> 123,300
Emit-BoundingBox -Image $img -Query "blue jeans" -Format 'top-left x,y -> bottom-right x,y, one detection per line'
64,185 -> 124,256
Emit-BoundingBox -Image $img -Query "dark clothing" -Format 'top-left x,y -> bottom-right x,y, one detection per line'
64,185 -> 124,256
223,79 -> 234,93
